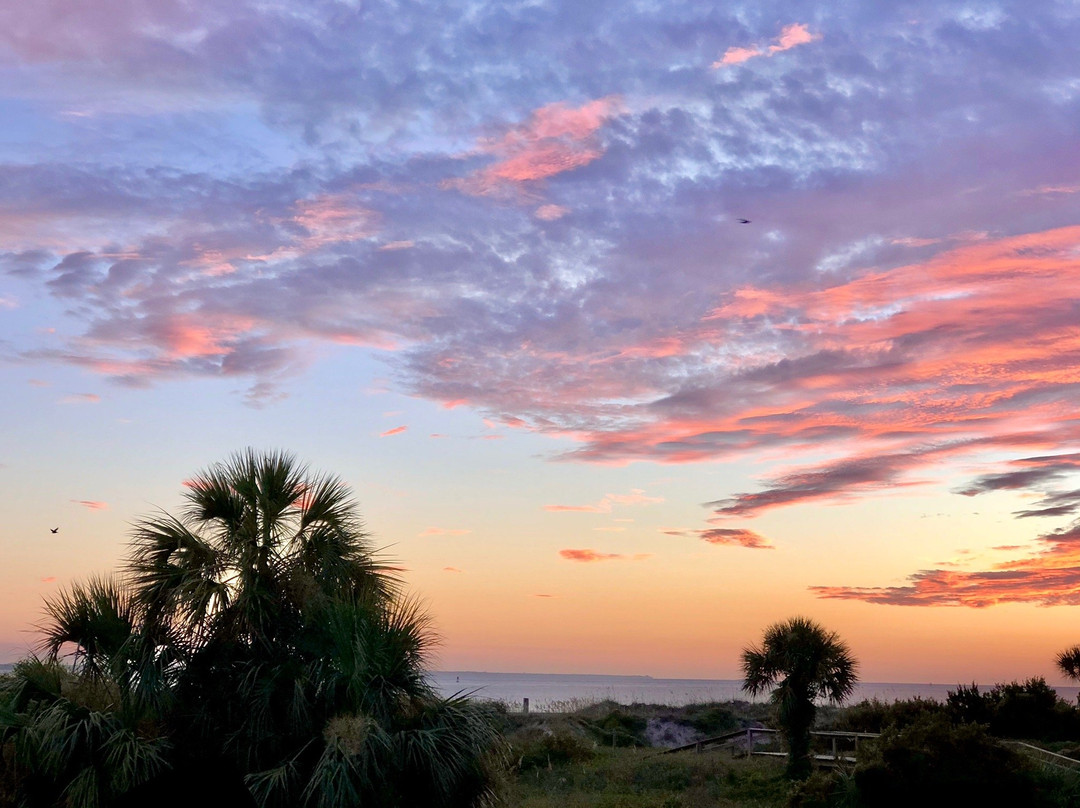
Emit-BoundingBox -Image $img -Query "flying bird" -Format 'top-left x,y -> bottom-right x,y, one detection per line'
737,218 -> 751,224
49,527 -> 59,533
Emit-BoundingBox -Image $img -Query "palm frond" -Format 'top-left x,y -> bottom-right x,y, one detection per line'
1057,645 -> 1080,681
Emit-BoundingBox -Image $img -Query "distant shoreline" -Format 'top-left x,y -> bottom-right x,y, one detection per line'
427,671 -> 1080,709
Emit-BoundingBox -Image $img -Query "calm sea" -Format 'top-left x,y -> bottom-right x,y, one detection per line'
429,671 -> 1080,712
4,663 -> 1075,711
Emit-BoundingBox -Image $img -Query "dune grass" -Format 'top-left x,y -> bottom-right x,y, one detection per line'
507,747 -> 790,808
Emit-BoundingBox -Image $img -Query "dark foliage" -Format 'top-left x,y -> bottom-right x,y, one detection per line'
853,713 -> 1053,808
0,450 -> 504,808
824,697 -> 948,734
947,678 -> 1080,740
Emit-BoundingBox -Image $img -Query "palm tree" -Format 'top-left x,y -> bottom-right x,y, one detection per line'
1,450 -> 503,807
1056,645 -> 1080,683
742,616 -> 858,779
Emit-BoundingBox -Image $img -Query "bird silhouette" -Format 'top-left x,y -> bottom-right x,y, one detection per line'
50,527 -> 59,534
737,218 -> 751,224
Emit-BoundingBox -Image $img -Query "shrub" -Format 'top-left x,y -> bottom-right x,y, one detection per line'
853,712 -> 1049,808
508,723 -> 596,770
948,678 -> 1080,741
582,709 -> 649,748
827,697 -> 947,734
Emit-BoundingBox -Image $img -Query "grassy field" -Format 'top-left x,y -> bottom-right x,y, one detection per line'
506,747 -> 791,808
498,700 -> 790,807
496,694 -> 1080,808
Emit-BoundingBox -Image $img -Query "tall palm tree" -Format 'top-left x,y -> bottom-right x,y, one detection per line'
742,616 -> 858,779
1,450 -> 503,807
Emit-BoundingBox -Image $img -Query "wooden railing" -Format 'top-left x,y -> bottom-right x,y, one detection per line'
1004,741 -> 1080,773
664,727 -> 879,767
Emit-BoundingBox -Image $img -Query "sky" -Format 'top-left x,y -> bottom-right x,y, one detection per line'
2,0 -> 1080,684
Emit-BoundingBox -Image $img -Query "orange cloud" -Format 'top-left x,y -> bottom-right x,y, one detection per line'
443,567 -> 463,573
712,23 -> 819,68
812,520 -> 1080,607
41,577 -> 56,583
380,425 -> 407,437
443,97 -> 623,197
71,500 -> 107,510
559,548 -> 652,562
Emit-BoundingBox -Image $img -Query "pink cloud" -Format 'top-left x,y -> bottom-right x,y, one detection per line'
559,548 -> 652,562
379,240 -> 415,251
1021,184 -> 1080,196
443,97 -> 623,197
155,313 -> 257,360
769,23 -> 819,53
714,46 -> 762,67
41,576 -> 56,583
380,425 -> 408,437
71,500 -> 107,510
712,23 -> 819,68
535,204 -> 570,220
291,193 -> 380,248
442,566 -> 463,573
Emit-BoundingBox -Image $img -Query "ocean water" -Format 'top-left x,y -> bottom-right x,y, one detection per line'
429,671 -> 1080,712
5,663 -> 1076,712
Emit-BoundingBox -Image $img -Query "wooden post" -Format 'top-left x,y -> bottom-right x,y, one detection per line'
831,737 -> 838,762
523,697 -> 529,714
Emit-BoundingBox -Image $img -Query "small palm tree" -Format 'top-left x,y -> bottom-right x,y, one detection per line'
742,616 -> 858,779
1,450 -> 504,807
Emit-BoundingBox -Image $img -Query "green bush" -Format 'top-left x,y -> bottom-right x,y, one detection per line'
583,709 -> 648,748
853,712 -> 1049,808
508,723 -> 596,770
826,697 -> 947,734
786,770 -> 857,808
